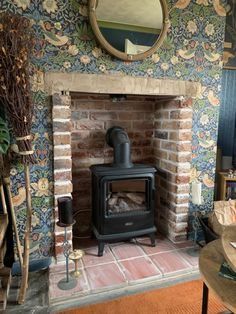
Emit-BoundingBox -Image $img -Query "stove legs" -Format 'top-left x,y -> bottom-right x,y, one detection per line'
149,232 -> 156,247
98,241 -> 105,256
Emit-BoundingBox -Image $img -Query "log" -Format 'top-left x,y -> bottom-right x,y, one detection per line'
126,193 -> 145,205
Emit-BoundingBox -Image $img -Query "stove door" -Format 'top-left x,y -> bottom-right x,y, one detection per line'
98,174 -> 155,234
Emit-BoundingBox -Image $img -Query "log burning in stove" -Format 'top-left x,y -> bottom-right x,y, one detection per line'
90,126 -> 157,256
107,180 -> 146,214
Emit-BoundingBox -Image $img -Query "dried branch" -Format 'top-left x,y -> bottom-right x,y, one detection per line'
0,13 -> 35,163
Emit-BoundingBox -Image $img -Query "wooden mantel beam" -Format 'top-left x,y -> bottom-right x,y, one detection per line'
44,72 -> 201,98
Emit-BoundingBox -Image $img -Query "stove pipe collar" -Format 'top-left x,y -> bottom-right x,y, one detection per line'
106,126 -> 133,168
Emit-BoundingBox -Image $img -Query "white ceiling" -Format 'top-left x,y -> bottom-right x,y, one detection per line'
96,0 -> 163,30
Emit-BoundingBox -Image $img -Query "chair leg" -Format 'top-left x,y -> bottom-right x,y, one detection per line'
202,282 -> 209,314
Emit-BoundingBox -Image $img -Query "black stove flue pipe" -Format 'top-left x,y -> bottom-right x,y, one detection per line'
106,126 -> 133,168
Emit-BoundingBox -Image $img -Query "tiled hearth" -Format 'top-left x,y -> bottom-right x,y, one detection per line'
49,234 -> 199,307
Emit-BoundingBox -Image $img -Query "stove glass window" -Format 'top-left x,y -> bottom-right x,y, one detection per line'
106,179 -> 148,216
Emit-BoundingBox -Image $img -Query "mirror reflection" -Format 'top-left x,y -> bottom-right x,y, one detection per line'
95,0 -> 164,55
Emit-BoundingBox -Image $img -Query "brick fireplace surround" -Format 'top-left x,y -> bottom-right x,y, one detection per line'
45,73 -> 201,259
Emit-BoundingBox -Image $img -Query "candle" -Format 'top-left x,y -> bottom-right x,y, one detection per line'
58,197 -> 73,225
192,181 -> 202,205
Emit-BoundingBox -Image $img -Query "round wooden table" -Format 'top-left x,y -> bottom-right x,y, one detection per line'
221,223 -> 236,272
199,239 -> 236,313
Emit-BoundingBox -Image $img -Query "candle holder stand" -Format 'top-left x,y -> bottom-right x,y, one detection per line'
69,249 -> 84,278
56,221 -> 77,290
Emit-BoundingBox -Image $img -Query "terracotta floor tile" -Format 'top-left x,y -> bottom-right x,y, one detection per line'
119,256 -> 161,282
82,245 -> 115,267
49,269 -> 89,300
149,251 -> 192,275
137,237 -> 176,255
110,242 -> 145,260
85,262 -> 126,291
178,248 -> 199,267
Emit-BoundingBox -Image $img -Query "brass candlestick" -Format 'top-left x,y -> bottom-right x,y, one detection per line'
69,249 -> 84,277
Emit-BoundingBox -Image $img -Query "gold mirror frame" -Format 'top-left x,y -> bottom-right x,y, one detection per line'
88,0 -> 170,61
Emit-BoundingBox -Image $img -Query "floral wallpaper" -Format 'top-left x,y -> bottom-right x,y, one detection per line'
0,0 -> 226,258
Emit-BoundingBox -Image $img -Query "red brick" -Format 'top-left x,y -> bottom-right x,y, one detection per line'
54,159 -> 72,170
175,175 -> 190,184
154,149 -> 168,160
170,110 -> 192,120
169,131 -> 192,141
163,99 -> 181,109
53,121 -> 72,132
76,120 -> 104,130
72,169 -> 91,177
53,94 -> 71,106
71,111 -> 89,120
180,98 -> 193,108
118,112 -> 147,120
162,121 -> 180,130
132,139 -> 151,147
105,103 -> 133,111
161,141 -> 177,152
54,133 -> 71,145
105,121 -> 131,130
54,170 -> 72,181
160,160 -> 177,173
72,101 -> 105,110
152,138 -> 161,149
176,143 -> 192,152
55,245 -> 63,256
142,147 -> 154,156
154,111 -> 169,119
154,121 -> 162,129
168,152 -> 192,163
133,121 -> 154,130
90,112 -> 117,120
53,107 -> 71,119
54,182 -> 73,194
54,146 -> 71,157
76,139 -> 104,149
72,151 -> 88,159
90,130 -> 106,139
170,204 -> 189,214
178,121 -> 192,129
55,231 -> 72,243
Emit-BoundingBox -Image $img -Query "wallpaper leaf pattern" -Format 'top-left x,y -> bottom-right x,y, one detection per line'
0,0 -> 226,258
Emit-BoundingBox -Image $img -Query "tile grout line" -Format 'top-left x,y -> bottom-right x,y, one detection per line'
81,256 -> 91,292
108,243 -> 130,283
109,241 -> 164,281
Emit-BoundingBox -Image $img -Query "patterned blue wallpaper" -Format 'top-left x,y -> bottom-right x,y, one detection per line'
0,0 -> 226,258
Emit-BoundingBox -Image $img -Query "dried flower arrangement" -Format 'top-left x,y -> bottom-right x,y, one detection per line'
0,12 -> 35,305
0,12 -> 34,163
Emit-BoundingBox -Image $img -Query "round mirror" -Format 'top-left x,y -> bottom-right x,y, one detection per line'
89,0 -> 170,61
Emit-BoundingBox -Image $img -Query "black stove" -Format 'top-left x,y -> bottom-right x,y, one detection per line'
90,127 -> 157,256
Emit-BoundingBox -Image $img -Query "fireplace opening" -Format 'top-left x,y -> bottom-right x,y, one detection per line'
90,127 -> 156,256
52,90 -> 194,258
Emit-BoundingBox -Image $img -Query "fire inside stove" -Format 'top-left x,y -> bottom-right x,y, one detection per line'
107,179 -> 147,215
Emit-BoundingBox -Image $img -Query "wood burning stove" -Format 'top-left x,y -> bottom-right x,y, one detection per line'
90,126 -> 156,256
